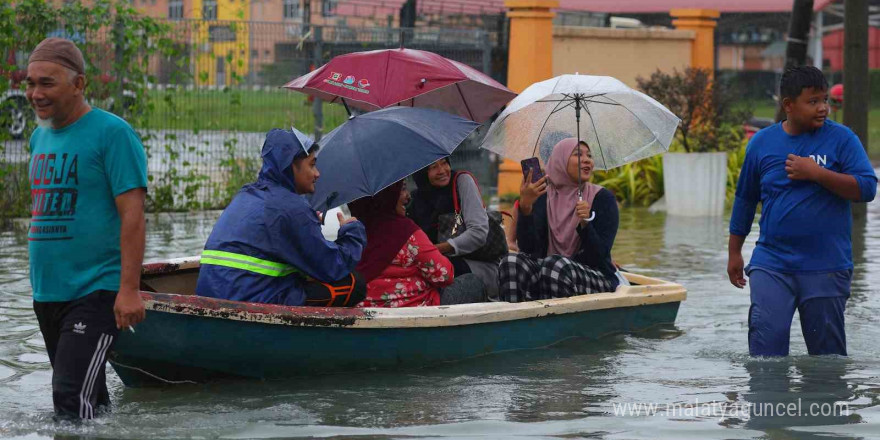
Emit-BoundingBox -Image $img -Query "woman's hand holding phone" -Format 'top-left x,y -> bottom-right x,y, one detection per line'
520,157 -> 544,183
519,169 -> 548,216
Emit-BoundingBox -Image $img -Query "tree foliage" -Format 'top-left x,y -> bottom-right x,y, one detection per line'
637,67 -> 751,153
0,0 -> 245,216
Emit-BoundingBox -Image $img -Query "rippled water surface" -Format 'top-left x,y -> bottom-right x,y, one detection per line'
2,202 -> 880,439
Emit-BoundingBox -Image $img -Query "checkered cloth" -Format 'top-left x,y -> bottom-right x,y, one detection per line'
498,253 -> 615,302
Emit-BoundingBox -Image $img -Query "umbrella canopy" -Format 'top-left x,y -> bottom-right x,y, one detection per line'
283,48 -> 516,123
479,74 -> 680,170
309,106 -> 480,211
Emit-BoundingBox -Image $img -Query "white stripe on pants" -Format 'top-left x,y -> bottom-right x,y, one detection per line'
79,333 -> 113,419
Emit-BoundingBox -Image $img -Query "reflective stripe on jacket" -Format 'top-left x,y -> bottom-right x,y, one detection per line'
200,250 -> 301,278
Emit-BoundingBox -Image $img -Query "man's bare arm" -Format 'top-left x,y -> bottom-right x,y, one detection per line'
114,188 -> 146,329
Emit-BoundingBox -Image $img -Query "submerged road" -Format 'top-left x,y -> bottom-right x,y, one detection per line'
2,193 -> 880,438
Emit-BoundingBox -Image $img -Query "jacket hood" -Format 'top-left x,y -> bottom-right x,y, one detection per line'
257,128 -> 314,193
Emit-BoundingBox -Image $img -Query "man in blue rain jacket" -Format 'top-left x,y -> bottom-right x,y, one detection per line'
196,128 -> 366,306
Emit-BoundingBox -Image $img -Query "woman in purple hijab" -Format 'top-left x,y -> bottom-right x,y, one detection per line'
498,138 -> 621,302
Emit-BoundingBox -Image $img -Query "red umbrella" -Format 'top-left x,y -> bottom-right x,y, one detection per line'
282,48 -> 516,123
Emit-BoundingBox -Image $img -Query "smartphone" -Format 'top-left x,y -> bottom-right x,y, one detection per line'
520,157 -> 544,183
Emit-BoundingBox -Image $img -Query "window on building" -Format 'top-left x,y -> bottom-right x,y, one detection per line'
168,0 -> 184,19
203,0 -> 218,20
322,0 -> 336,17
283,0 -> 300,19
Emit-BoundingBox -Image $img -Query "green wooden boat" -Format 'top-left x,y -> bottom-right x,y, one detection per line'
109,256 -> 686,387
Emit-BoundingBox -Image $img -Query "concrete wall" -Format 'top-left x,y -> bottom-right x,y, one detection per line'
552,26 -> 694,87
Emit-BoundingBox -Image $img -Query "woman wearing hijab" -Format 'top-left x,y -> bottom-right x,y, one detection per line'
349,181 -> 483,307
408,158 -> 496,300
499,138 -> 621,302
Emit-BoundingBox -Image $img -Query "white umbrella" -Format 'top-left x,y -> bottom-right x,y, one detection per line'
480,74 -> 680,171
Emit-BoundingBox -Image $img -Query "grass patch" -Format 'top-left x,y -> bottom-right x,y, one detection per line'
751,101 -> 880,160
141,88 -> 350,134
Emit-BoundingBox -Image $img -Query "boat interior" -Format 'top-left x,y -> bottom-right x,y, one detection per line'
141,257 -> 202,295
141,256 -> 659,297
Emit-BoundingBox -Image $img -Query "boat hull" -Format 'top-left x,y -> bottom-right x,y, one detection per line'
110,257 -> 686,387
110,300 -> 679,387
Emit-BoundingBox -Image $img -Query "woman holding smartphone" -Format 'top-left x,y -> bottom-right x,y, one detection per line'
498,138 -> 622,302
408,158 -> 496,301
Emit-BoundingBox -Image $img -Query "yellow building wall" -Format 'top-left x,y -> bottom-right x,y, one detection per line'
552,26 -> 694,87
191,0 -> 250,86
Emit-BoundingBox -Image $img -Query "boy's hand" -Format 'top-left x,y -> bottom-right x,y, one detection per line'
786,154 -> 823,181
727,252 -> 747,289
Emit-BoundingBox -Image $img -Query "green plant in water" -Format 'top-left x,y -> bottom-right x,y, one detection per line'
592,155 -> 664,207
2,0 -> 198,218
726,142 -> 748,206
216,137 -> 259,206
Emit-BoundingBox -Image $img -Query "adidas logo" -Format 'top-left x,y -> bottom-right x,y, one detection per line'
73,322 -> 86,334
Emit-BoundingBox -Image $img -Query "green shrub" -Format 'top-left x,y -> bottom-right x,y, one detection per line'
637,68 -> 751,153
726,142 -> 748,206
592,155 -> 664,206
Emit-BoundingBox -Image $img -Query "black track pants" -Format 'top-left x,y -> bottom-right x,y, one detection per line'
33,290 -> 119,420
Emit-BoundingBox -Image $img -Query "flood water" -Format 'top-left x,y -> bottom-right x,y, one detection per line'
2,201 -> 880,439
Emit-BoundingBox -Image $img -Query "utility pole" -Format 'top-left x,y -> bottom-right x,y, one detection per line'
812,10 -> 824,69
776,0 -> 814,121
312,26 -> 323,142
844,0 -> 869,150
303,0 -> 311,32
844,0 -> 869,218
400,0 -> 416,28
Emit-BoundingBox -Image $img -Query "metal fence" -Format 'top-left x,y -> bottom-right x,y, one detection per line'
716,69 -> 846,102
2,19 -> 506,214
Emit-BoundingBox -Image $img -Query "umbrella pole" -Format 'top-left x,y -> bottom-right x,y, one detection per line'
341,98 -> 352,116
575,95 -> 583,201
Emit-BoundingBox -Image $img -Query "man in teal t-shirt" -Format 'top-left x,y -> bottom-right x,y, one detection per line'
26,38 -> 148,420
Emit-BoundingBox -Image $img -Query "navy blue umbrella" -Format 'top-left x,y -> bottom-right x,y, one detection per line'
310,107 -> 479,211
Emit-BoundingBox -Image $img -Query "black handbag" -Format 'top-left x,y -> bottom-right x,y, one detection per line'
436,172 -> 509,262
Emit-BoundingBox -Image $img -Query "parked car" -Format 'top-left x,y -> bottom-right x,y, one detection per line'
744,116 -> 774,140
1,48 -> 31,139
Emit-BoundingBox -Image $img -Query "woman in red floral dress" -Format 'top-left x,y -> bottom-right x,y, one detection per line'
349,180 -> 482,307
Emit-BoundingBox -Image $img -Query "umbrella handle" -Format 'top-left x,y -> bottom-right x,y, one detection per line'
577,191 -> 595,222
321,192 -> 339,225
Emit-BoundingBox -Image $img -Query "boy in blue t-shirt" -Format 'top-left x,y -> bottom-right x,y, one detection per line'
728,66 -> 877,357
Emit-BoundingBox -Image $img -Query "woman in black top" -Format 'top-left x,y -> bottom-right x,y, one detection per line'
499,138 -> 620,302
408,158 -> 495,299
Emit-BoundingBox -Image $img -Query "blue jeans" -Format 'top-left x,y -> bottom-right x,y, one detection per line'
747,265 -> 852,357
